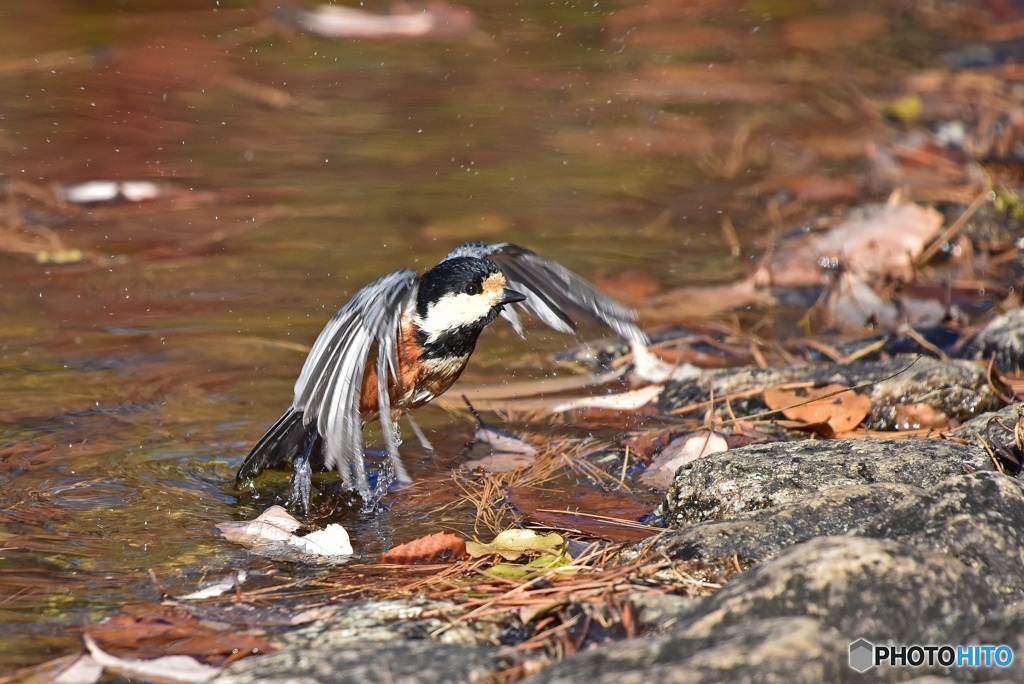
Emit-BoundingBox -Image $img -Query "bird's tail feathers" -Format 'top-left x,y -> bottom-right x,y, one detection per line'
235,409 -> 315,483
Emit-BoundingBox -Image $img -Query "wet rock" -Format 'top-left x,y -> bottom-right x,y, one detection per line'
657,356 -> 1004,430
529,537 -> 1013,684
969,308 -> 1024,372
657,437 -> 990,527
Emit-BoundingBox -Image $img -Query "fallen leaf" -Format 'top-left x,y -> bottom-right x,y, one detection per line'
764,202 -> 943,287
465,529 -> 565,561
889,403 -> 949,430
764,384 -> 871,433
217,505 -> 353,558
84,603 -> 273,665
290,524 -> 353,556
507,487 -> 661,543
378,532 -> 468,564
639,431 -> 729,489
83,633 -> 220,684
824,270 -> 900,328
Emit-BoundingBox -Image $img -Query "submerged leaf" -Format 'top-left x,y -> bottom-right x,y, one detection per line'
217,505 -> 353,558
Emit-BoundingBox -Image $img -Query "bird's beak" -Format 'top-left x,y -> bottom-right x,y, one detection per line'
497,288 -> 527,306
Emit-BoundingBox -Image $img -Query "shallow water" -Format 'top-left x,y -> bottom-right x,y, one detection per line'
0,0 -> 959,671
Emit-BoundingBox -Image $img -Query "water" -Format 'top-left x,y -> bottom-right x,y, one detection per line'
0,0 -> 954,671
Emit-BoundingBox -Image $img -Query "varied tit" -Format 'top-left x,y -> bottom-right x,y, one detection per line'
235,241 -> 646,512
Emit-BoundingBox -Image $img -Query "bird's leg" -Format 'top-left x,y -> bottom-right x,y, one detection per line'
289,425 -> 318,514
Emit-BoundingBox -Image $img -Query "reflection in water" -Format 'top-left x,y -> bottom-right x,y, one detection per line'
0,0 -> 949,671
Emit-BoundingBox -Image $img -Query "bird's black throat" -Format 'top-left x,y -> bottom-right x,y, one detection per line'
416,322 -> 486,360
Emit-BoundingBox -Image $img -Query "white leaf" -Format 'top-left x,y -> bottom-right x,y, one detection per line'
290,523 -> 353,556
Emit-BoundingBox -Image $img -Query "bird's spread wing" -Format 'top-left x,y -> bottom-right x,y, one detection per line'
292,268 -> 419,496
444,242 -> 647,343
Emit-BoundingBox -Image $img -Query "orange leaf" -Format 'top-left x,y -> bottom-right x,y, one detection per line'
378,532 -> 467,565
764,384 -> 871,433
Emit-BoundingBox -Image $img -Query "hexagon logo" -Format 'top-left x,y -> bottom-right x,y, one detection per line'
849,638 -> 875,673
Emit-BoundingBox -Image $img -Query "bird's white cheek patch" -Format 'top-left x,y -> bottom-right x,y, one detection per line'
418,293 -> 493,342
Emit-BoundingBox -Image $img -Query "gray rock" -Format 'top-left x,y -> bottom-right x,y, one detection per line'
216,639 -> 495,684
950,404 -> 1022,475
969,308 -> 1024,371
215,599 -> 501,684
658,437 -> 990,527
525,617 -> 848,684
674,536 -> 997,644
528,537 -> 1012,683
855,471 -> 1024,600
643,483 -> 919,562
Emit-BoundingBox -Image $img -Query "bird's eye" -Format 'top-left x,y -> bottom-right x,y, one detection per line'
465,282 -> 482,296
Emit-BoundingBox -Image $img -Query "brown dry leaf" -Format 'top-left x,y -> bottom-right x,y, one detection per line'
621,428 -> 676,460
889,403 -> 950,430
377,532 -> 468,565
507,488 -> 661,543
775,419 -> 838,440
764,384 -> 872,433
85,603 -> 274,665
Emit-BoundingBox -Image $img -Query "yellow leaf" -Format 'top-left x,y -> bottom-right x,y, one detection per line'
465,529 -> 565,560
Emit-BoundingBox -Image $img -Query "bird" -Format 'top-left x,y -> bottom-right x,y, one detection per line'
235,241 -> 647,512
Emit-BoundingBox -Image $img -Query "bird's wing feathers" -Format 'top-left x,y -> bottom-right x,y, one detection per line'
292,268 -> 419,496
445,241 -> 647,343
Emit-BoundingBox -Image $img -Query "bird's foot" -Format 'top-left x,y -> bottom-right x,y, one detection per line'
289,457 -> 313,515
